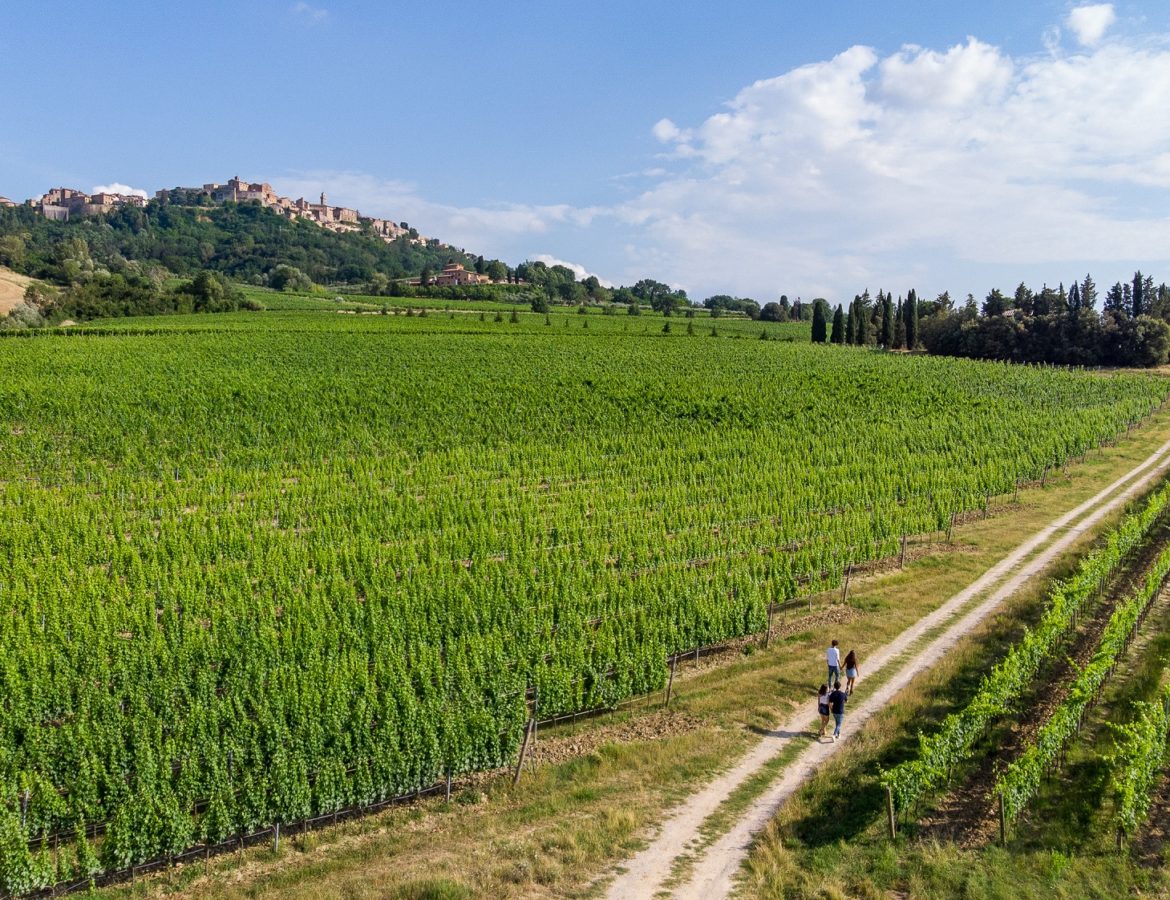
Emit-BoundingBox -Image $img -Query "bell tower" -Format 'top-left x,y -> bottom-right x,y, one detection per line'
320,192 -> 327,207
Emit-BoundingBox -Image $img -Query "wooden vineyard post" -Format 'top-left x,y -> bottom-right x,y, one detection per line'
513,716 -> 535,786
665,656 -> 677,708
273,821 -> 280,854
445,770 -> 453,804
841,563 -> 853,606
999,793 -> 1007,847
764,604 -> 774,648
886,786 -> 896,840
946,512 -> 955,543
899,533 -> 907,569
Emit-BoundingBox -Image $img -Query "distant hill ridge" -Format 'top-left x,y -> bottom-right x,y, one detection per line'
0,183 -> 491,288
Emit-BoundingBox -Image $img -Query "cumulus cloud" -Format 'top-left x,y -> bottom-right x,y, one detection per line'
530,254 -> 613,287
1067,4 -> 1116,47
291,2 -> 328,23
619,18 -> 1170,300
92,182 -> 148,199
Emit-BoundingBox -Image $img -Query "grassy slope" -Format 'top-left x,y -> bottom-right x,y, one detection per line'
102,397 -> 1170,899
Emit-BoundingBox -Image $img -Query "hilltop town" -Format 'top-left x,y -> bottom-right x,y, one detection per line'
6,176 -> 445,253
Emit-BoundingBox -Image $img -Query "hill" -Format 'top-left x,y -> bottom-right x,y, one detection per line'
0,200 -> 481,290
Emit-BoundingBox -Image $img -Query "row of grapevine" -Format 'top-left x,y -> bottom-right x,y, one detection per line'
0,319 -> 1166,892
996,540 -> 1170,822
1108,684 -> 1170,839
881,479 -> 1170,812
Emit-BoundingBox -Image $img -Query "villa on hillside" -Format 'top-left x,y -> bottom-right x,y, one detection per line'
433,263 -> 484,286
0,197 -> 16,208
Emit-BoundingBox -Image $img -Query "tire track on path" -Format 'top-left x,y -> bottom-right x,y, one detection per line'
604,435 -> 1170,900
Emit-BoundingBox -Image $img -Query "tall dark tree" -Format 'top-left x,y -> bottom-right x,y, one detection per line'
1068,281 -> 1081,316
1080,273 -> 1097,311
880,293 -> 894,347
856,297 -> 870,345
845,299 -> 857,344
1104,281 -> 1126,316
904,288 -> 919,349
1133,270 -> 1146,318
830,304 -> 845,343
811,300 -> 828,343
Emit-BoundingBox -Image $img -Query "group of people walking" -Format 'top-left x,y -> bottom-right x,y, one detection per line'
817,639 -> 859,741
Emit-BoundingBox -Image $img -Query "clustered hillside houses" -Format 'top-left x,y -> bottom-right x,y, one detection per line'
15,175 -> 435,249
36,187 -> 147,221
155,176 -> 426,247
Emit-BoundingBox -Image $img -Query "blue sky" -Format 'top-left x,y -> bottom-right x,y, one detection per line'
3,1 -> 1169,302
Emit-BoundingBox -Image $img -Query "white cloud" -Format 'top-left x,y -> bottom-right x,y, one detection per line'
619,20 -> 1170,300
291,2 -> 328,23
1067,4 -> 1116,47
530,254 -> 613,287
652,118 -> 683,142
92,182 -> 148,199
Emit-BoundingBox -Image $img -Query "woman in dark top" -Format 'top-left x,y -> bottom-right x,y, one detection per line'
844,649 -> 859,695
816,684 -> 830,738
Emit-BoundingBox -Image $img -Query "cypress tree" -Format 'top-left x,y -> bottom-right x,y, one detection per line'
904,289 -> 919,350
845,300 -> 857,345
880,294 -> 894,347
1133,270 -> 1145,318
831,305 -> 845,343
811,300 -> 828,343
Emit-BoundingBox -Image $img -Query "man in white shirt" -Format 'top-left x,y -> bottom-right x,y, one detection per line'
826,640 -> 841,686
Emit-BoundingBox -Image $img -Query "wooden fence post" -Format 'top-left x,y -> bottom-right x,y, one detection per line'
665,656 -> 677,708
886,786 -> 897,840
273,822 -> 280,854
512,717 -> 534,787
764,604 -> 774,648
999,793 -> 1007,847
899,533 -> 907,569
841,563 -> 853,605
445,770 -> 453,804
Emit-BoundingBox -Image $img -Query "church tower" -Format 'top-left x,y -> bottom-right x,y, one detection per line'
320,192 -> 327,207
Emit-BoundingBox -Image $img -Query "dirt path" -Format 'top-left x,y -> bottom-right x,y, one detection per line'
603,436 -> 1170,900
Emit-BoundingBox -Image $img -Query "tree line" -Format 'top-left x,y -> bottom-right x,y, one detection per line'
810,273 -> 1170,367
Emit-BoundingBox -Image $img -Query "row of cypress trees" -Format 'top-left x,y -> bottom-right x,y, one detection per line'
810,290 -> 919,350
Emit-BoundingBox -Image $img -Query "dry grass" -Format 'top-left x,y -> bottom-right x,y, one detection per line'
0,264 -> 33,315
102,409 -> 1170,899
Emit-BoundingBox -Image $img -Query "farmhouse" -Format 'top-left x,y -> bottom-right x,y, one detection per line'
433,263 -> 484,286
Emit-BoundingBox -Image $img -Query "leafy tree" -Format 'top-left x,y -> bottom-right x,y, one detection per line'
759,301 -> 785,322
1013,282 -> 1034,316
982,288 -> 1009,318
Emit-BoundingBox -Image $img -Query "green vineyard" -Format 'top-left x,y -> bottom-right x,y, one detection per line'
0,310 -> 1165,891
